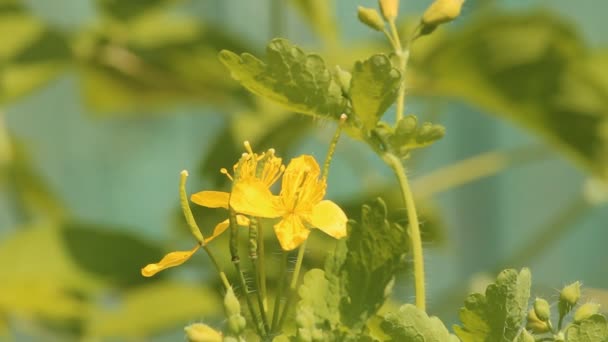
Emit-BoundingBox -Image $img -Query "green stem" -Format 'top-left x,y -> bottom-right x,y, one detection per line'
277,240 -> 308,330
248,218 -> 270,334
271,252 -> 288,333
256,219 -> 268,313
229,210 -> 264,337
388,19 -> 408,122
384,153 -> 426,311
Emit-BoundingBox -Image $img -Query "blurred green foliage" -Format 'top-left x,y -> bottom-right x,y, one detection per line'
1,0 -> 607,340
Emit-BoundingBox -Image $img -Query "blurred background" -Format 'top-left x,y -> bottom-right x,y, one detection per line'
1,0 -> 607,340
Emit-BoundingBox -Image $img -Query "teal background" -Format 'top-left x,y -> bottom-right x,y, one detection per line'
2,0 -> 608,340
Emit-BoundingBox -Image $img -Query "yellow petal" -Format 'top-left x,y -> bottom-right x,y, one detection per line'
311,200 -> 347,239
281,155 -> 321,197
141,245 -> 200,277
230,179 -> 281,218
190,191 -> 230,209
203,216 -> 250,244
274,214 -> 310,251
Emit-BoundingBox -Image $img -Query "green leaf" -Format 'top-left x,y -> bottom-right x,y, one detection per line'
368,116 -> 445,157
289,0 -> 338,43
78,13 -> 250,113
0,3 -> 71,103
412,12 -> 608,179
296,268 -> 340,339
60,221 -> 164,287
566,314 -> 608,342
219,38 -> 348,121
454,268 -> 532,342
350,54 -> 401,130
324,198 -> 408,330
381,304 -> 459,342
87,281 -> 221,339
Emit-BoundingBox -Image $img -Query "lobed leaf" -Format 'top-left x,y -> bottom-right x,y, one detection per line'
350,54 -> 401,131
454,268 -> 531,342
566,314 -> 608,342
219,38 -> 348,121
381,304 -> 459,342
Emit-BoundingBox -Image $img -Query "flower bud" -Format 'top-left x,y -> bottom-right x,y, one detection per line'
228,315 -> 246,334
357,6 -> 385,31
378,0 -> 399,21
574,303 -> 601,322
422,0 -> 465,27
526,308 -> 550,333
559,281 -> 581,317
533,298 -> 551,322
224,286 -> 241,317
184,323 -> 222,342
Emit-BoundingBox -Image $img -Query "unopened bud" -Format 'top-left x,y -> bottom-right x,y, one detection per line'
184,323 -> 222,342
357,6 -> 385,31
378,0 -> 399,21
527,309 -> 550,333
533,298 -> 551,322
228,315 -> 246,334
559,281 -> 581,317
334,66 -> 352,94
574,303 -> 601,322
422,0 -> 465,27
224,286 -> 241,316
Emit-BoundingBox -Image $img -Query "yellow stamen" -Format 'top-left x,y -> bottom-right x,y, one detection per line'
220,168 -> 234,181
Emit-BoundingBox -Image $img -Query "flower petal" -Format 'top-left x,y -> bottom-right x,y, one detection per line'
311,200 -> 347,239
190,191 -> 230,209
274,214 -> 310,251
141,245 -> 200,277
230,179 -> 281,218
203,216 -> 250,244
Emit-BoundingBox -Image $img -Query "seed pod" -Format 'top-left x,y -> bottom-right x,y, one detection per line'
357,6 -> 385,31
533,298 -> 551,322
574,303 -> 601,322
378,0 -> 399,21
184,323 -> 223,342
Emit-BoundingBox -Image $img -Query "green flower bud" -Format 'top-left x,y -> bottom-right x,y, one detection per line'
396,115 -> 418,136
184,323 -> 222,342
378,0 -> 399,21
422,0 -> 465,26
224,286 -> 241,317
228,315 -> 246,334
334,66 -> 352,94
534,298 -> 551,322
357,6 -> 385,31
559,281 -> 581,317
519,329 -> 535,342
526,309 -> 549,333
574,303 -> 601,322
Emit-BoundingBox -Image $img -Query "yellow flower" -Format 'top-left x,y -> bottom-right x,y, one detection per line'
190,142 -> 284,242
230,155 -> 347,251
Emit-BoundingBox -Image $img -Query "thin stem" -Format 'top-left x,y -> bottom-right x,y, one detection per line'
384,153 -> 426,311
248,218 -> 270,334
271,252 -> 288,333
202,244 -> 230,290
256,219 -> 268,313
387,19 -> 408,122
277,240 -> 308,330
229,210 -> 264,337
322,114 -> 345,181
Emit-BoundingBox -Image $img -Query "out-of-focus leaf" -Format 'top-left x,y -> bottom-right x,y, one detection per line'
0,137 -> 66,223
326,198 -> 408,329
370,115 -> 445,158
0,2 -> 71,103
77,13 -> 250,113
219,38 -> 348,121
566,314 -> 608,342
381,304 -> 459,341
96,0 -> 180,21
60,221 -> 164,287
289,0 -> 338,44
454,268 -> 531,342
412,12 -> 608,179
296,268 -> 340,339
87,282 -> 221,339
0,224 -> 100,321
350,54 -> 401,130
